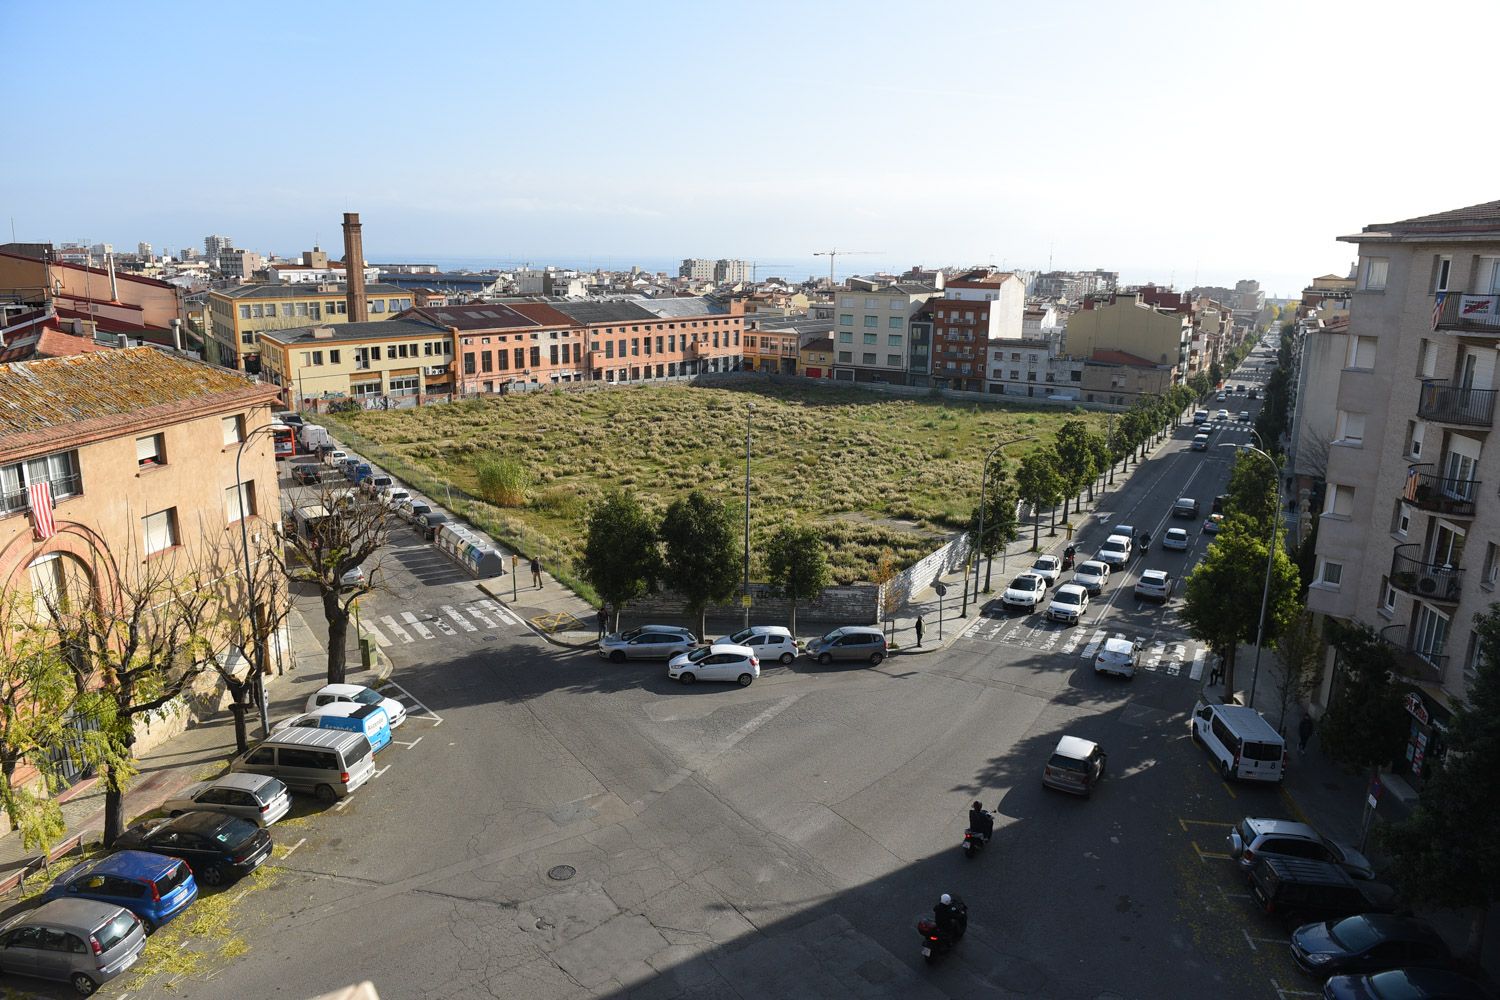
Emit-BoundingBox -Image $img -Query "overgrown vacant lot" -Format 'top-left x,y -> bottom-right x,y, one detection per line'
322,382 -> 1103,589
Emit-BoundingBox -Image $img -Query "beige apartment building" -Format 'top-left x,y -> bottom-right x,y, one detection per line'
1064,290 -> 1192,374
1307,200 -> 1500,793
831,282 -> 939,384
204,282 -> 414,375
257,316 -> 457,407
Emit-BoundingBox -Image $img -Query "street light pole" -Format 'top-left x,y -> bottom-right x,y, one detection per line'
743,403 -> 754,629
963,436 -> 1033,614
235,423 -> 277,737
1227,442 -> 1282,707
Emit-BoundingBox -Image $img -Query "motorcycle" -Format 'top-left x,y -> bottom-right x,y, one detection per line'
1061,544 -> 1077,571
961,828 -> 988,859
917,901 -> 968,965
1137,533 -> 1151,555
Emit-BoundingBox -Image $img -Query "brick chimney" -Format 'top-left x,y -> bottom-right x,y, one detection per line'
342,212 -> 369,322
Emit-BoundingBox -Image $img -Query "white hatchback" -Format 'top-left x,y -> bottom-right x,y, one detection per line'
715,625 -> 799,665
1096,534 -> 1132,568
668,644 -> 759,686
1001,573 -> 1047,612
1047,584 -> 1089,624
1072,560 -> 1110,595
305,683 -> 408,729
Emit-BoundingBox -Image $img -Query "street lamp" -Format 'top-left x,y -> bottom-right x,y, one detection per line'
964,435 -> 1033,614
742,403 -> 754,629
1221,441 -> 1281,706
235,422 -> 278,737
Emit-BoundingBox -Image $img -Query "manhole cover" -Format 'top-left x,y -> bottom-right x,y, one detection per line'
547,865 -> 576,881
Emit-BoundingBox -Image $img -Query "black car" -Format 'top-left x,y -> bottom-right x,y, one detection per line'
291,464 -> 324,485
1292,914 -> 1451,977
1251,855 -> 1398,922
1323,968 -> 1494,1000
1212,494 -> 1227,515
113,811 -> 271,887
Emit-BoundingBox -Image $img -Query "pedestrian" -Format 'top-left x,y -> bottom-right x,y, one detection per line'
531,556 -> 543,589
1298,713 -> 1315,754
914,615 -> 925,648
1209,657 -> 1224,687
597,606 -> 608,640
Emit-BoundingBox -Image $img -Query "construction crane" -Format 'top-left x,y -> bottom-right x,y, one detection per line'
812,248 -> 884,288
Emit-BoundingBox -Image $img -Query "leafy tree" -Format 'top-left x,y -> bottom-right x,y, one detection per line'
474,455 -> 530,507
968,473 -> 1020,592
1209,359 -> 1224,387
763,524 -> 830,637
1224,450 -> 1279,538
1015,449 -> 1064,550
580,491 -> 661,631
1317,621 -> 1408,785
1084,430 -> 1111,500
1052,420 -> 1097,520
1118,408 -> 1152,463
1189,371 -> 1213,400
1269,607 -> 1323,732
1382,606 -> 1500,959
659,490 -> 741,638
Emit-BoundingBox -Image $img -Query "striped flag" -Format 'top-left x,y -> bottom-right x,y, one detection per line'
1432,291 -> 1447,330
28,480 -> 56,539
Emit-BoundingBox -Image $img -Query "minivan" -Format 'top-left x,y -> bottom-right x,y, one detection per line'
279,703 -> 392,754
230,726 -> 376,803
1249,855 -> 1398,921
0,898 -> 146,995
805,626 -> 887,665
1191,700 -> 1286,782
1193,409 -> 1210,425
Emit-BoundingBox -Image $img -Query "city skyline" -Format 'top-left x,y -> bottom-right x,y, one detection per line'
6,0 -> 1498,296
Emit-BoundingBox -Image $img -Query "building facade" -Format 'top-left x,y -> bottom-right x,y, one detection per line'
831,282 -> 939,384
929,271 -> 1025,392
986,339 -> 1066,397
799,337 -> 835,378
0,250 -> 186,343
567,297 -> 743,383
1063,290 -> 1191,377
679,258 -> 715,281
415,302 -> 586,393
258,316 -> 457,407
204,283 -> 413,374
714,259 -> 751,284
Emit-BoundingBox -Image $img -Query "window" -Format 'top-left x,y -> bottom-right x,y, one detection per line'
330,349 -> 341,364
311,350 -> 323,366
238,305 -> 251,320
1484,542 -> 1499,591
251,304 -> 264,319
463,354 -> 476,375
863,315 -> 878,328
309,302 -> 321,320
1382,577 -> 1398,611
480,351 -> 493,373
864,297 -> 879,309
1320,561 -> 1342,586
240,331 -> 255,345
225,482 -> 255,523
838,332 -> 852,343
1335,410 -> 1365,444
1347,335 -> 1377,370
1362,257 -> 1388,291
838,351 -> 852,363
1324,484 -> 1355,518
839,314 -> 853,326
1434,255 -> 1452,293
1417,338 -> 1437,378
142,508 -> 178,556
886,354 -> 901,366
135,434 -> 165,468
1391,500 -> 1410,536
295,302 -> 309,317
889,316 -> 902,329
369,300 -> 386,314
265,304 -> 277,317
840,296 -> 854,307
1413,604 -> 1449,665
1407,420 -> 1423,458
862,353 -> 876,365
221,415 -> 244,446
863,333 -> 876,345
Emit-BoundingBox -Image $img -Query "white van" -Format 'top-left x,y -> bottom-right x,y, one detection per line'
1190,700 -> 1286,782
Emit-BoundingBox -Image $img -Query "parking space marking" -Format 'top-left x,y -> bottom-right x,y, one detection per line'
1272,979 -> 1321,1000
442,605 -> 478,632
401,612 -> 433,640
379,615 -> 414,644
333,797 -> 351,811
363,622 -> 392,648
1190,647 -> 1206,681
279,837 -> 307,860
1241,928 -> 1258,952
380,679 -> 444,726
392,736 -> 424,749
1191,842 -> 1233,862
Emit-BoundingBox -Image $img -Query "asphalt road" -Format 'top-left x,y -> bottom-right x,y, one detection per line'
104,347 -> 1327,1000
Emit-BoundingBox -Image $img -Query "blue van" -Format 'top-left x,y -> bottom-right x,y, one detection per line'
347,462 -> 373,484
42,850 -> 198,932
286,703 -> 391,753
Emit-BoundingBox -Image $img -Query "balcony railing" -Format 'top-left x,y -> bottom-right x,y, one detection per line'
1433,292 -> 1500,333
1416,380 -> 1496,427
1402,464 -> 1479,517
1378,624 -> 1446,682
1389,543 -> 1463,603
0,473 -> 84,517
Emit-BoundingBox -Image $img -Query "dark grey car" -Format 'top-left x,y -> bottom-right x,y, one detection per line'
0,898 -> 146,995
804,626 -> 887,665
598,625 -> 697,662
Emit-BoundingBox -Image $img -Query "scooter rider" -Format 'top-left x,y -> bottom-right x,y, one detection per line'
934,893 -> 967,938
1137,530 -> 1151,554
968,801 -> 994,842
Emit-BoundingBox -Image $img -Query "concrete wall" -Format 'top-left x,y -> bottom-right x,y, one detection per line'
1065,297 -> 1187,366
627,582 -> 881,626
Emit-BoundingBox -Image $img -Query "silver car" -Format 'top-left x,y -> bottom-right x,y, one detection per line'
598,625 -> 697,662
0,898 -> 146,995
1227,817 -> 1374,880
161,772 -> 292,828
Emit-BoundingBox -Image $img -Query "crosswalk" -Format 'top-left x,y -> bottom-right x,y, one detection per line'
962,617 -> 1206,680
361,598 -> 522,648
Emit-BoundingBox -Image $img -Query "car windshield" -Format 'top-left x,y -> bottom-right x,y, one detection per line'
352,689 -> 381,705
1080,563 -> 1104,576
211,817 -> 260,847
1054,591 -> 1080,606
1047,753 -> 1087,773
94,911 -> 139,952
685,646 -> 713,663
1365,970 -> 1425,1000
818,629 -> 846,643
728,628 -> 755,643
1328,916 -> 1381,952
1241,740 -> 1281,761
619,627 -> 647,640
1011,577 -> 1039,591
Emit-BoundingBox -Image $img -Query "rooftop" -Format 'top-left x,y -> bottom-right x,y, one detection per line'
257,316 -> 451,346
1342,199 -> 1500,243
210,282 -> 409,301
1088,349 -> 1160,368
412,303 -> 540,331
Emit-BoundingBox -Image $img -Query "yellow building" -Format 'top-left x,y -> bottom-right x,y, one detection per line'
205,283 -> 414,375
1063,292 -> 1191,372
798,336 -> 835,378
743,328 -> 801,374
257,316 -> 457,409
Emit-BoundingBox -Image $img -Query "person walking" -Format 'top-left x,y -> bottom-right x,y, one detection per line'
1298,713 -> 1315,754
530,556 -> 543,589
914,616 -> 925,648
597,606 -> 608,640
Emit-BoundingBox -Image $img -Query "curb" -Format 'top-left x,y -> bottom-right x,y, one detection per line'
0,832 -> 87,895
476,582 -> 596,649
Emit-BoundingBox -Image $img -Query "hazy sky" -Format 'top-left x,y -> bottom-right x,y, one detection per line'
6,0 -> 1499,296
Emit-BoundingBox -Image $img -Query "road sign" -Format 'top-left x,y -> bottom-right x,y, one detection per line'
741,595 -> 752,607
934,582 -> 948,596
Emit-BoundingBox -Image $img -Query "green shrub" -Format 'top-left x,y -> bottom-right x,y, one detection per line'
474,455 -> 531,507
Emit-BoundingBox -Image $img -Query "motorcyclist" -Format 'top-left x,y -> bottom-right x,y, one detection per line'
1137,530 -> 1151,553
1062,544 -> 1077,570
968,801 -> 994,842
934,893 -> 967,939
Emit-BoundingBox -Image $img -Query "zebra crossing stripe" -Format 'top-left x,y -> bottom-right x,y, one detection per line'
432,616 -> 456,636
1079,629 -> 1106,659
364,623 -> 391,648
380,615 -> 414,644
1190,648 -> 1207,681
468,607 -> 498,629
442,606 -> 478,632
1165,643 -> 1185,676
401,612 -> 433,640
476,600 -> 519,626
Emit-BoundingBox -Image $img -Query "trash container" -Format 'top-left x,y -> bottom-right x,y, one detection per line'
359,634 -> 375,670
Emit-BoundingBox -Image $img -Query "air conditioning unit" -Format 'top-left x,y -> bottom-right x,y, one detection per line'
1415,573 -> 1447,598
425,366 -> 447,376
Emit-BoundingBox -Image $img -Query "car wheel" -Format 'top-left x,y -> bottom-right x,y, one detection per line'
169,810 -> 183,818
71,972 -> 98,996
315,784 -> 337,804
737,673 -> 753,687
1191,726 -> 1202,745
609,650 -> 626,663
869,651 -> 885,665
817,652 -> 832,665
679,672 -> 695,684
139,917 -> 155,934
779,652 -> 794,665
198,864 -> 226,887
1219,760 -> 1233,782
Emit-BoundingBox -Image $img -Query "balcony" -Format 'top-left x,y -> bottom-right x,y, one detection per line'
1402,464 -> 1479,517
0,472 -> 84,517
1388,543 -> 1463,604
1416,380 -> 1496,427
1433,292 -> 1500,333
1377,624 -> 1446,684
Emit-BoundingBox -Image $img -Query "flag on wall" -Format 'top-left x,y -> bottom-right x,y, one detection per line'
1404,466 -> 1421,502
1432,291 -> 1447,330
28,481 -> 56,539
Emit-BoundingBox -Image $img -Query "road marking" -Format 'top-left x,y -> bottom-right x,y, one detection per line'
468,607 -> 498,629
1242,928 -> 1257,952
442,606 -> 478,632
333,797 -> 351,811
380,679 -> 443,726
1177,818 -> 1229,829
401,612 -> 433,640
373,765 -> 391,778
718,695 -> 800,752
1164,642 -> 1185,676
477,599 -> 520,626
1079,628 -> 1105,659
1272,978 -> 1322,1000
1189,647 -> 1206,681
379,615 -> 414,644
1192,843 -> 1233,861
432,616 -> 456,636
363,623 -> 392,648
392,736 -> 424,749
279,837 -> 307,860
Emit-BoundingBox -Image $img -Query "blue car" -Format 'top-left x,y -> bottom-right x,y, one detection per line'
42,850 -> 198,932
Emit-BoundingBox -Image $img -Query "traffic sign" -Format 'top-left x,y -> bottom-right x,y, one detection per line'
934,582 -> 948,596
740,595 -> 752,607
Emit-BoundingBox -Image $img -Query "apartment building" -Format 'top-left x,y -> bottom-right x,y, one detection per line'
679,258 -> 715,281
410,302 -> 586,393
1063,290 -> 1191,385
745,315 -> 831,376
0,249 -> 186,345
928,270 -> 1025,392
985,339 -> 1072,397
1306,200 -> 1500,793
714,259 -> 751,284
258,316 -> 457,406
799,337 -> 835,378
204,282 -> 413,374
831,282 -> 940,385
565,297 -> 743,382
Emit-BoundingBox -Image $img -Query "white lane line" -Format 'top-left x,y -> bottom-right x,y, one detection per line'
380,679 -> 444,726
468,608 -> 498,629
379,615 -> 414,644
333,797 -> 351,811
1190,647 -> 1207,681
1242,928 -> 1258,952
443,606 -> 478,632
1079,628 -> 1106,659
280,837 -> 307,860
401,612 -> 433,640
373,765 -> 391,778
392,736 -> 424,749
1271,978 -> 1322,1000
363,622 -> 391,648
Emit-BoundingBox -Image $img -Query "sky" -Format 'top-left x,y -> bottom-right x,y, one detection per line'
6,0 -> 1500,296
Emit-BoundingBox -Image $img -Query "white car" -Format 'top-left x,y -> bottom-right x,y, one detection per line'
160,773 -> 291,828
1047,584 -> 1089,625
1162,527 -> 1191,551
339,564 -> 366,588
1072,560 -> 1110,595
715,625 -> 799,665
305,682 -> 408,729
325,449 -> 348,467
667,643 -> 759,686
1096,534 -> 1132,568
1029,555 -> 1063,587
1094,637 -> 1142,679
1001,573 -> 1047,612
1217,392 -> 1227,401
1216,409 -> 1230,421
1134,569 -> 1174,602
1238,410 -> 1251,422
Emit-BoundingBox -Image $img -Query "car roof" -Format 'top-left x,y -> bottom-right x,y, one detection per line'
1165,527 -> 1189,535
1244,816 -> 1316,838
5,897 -> 127,931
258,725 -> 366,750
197,772 -> 279,794
1077,560 -> 1107,572
1033,554 -> 1059,564
81,849 -> 182,880
728,625 -> 792,638
1343,914 -> 1441,941
1101,636 -> 1135,654
1141,569 -> 1170,581
1054,583 -> 1086,597
162,810 -> 240,835
1010,573 -> 1044,585
1103,534 -> 1130,546
1370,968 -> 1487,994
1054,735 -> 1098,759
699,643 -> 755,656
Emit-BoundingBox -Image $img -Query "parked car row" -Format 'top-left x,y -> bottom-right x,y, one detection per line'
597,623 -> 891,683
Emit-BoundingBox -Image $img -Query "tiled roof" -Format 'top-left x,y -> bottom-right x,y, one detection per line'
1345,199 -> 1500,241
549,300 -> 659,325
257,316 -> 450,346
414,303 -> 539,331
505,301 -> 578,327
802,337 -> 834,352
0,327 -> 112,364
627,296 -> 728,319
211,282 -> 409,300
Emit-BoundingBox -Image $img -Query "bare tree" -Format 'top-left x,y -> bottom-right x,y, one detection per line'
1269,607 -> 1324,733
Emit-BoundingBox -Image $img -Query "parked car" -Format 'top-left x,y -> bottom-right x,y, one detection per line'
1229,816 -> 1374,880
1192,701 -> 1287,782
42,851 -> 197,933
278,703 -> 393,754
230,727 -> 375,803
1041,735 -> 1106,797
1212,494 -> 1226,514
273,410 -> 304,427
361,474 -> 393,497
1203,513 -> 1225,533
804,626 -> 887,665
305,682 -> 407,729
1094,636 -> 1141,679
1072,560 -> 1110,595
397,499 -> 433,524
112,811 -> 272,887
291,464 -> 325,486
1162,527 -> 1191,551
348,462 -> 372,484
1096,534 -> 1132,568
1047,583 -> 1089,624
0,898 -> 146,996
161,773 -> 292,828
715,625 -> 799,665
1172,497 -> 1199,518
379,487 -> 410,507
339,564 -> 366,589
667,644 -> 759,686
1029,555 -> 1062,587
1002,573 -> 1047,612
324,449 -> 349,467
598,625 -> 698,662
1250,855 -> 1398,922
1322,969 -> 1492,1000
1134,569 -> 1174,602
1290,914 -> 1451,978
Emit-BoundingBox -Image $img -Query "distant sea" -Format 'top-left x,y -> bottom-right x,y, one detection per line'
378,253 -> 871,283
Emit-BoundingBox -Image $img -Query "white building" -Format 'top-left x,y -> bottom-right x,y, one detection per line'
204,234 -> 234,259
679,258 -> 715,281
714,259 -> 751,284
831,282 -> 940,384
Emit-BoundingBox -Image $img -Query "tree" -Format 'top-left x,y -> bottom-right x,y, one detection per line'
658,491 -> 741,638
1224,450 -> 1279,538
579,491 -> 660,631
970,475 -> 1020,593
1382,606 -> 1500,959
1209,359 -> 1223,387
1085,430 -> 1111,501
1268,606 -> 1323,733
282,482 -> 390,685
474,454 -> 530,507
764,524 -> 830,637
1317,621 -> 1408,784
1051,420 -> 1097,520
1189,371 -> 1213,400
1015,449 -> 1064,550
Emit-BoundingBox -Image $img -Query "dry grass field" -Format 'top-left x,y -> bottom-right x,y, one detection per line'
321,381 -> 1104,595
